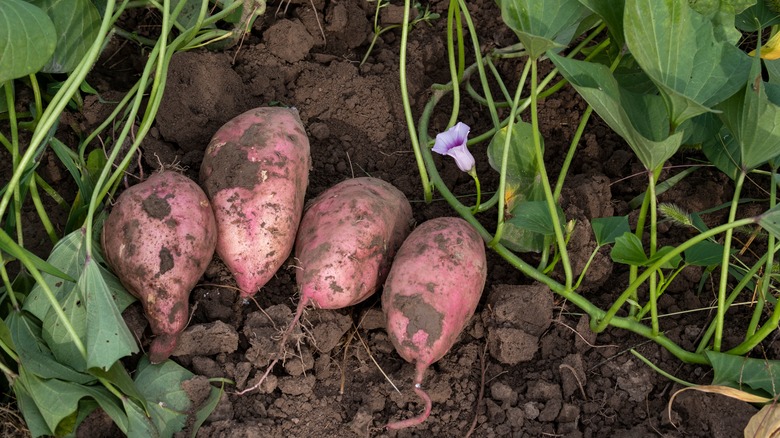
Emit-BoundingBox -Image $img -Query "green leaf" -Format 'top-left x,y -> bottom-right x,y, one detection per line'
499,0 -> 591,59
0,317 -> 15,357
707,350 -> 780,398
688,0 -> 755,44
41,282 -> 87,372
759,204 -> 780,239
611,233 -> 682,268
735,0 -> 780,31
191,381 -> 224,437
714,53 -> 780,171
78,384 -> 130,435
591,216 -> 630,246
0,227 -> 74,283
171,0 -> 205,29
123,397 -> 158,438
611,232 -> 647,266
679,112 -> 723,146
550,52 -> 684,169
89,362 -> 147,410
506,201 -> 565,236
0,0 -> 56,82
684,239 -> 729,266
624,0 -> 751,128
24,230 -> 136,370
578,0 -> 625,47
134,357 -> 194,437
0,84 -> 8,114
50,137 -> 93,204
29,0 -> 101,74
6,311 -> 93,384
646,245 -> 682,269
18,368 -> 92,435
13,375 -> 53,437
82,260 -> 138,370
701,126 -> 741,180
487,121 -> 547,252
24,230 -> 87,319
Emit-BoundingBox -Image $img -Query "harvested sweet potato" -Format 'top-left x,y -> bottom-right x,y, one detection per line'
236,177 -> 413,395
382,217 -> 487,429
200,106 -> 311,298
294,177 -> 413,310
101,170 -> 217,363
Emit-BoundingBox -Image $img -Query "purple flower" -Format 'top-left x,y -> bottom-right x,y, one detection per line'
432,122 -> 474,173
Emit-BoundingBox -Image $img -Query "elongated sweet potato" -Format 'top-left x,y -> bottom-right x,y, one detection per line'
381,217 -> 487,429
199,107 -> 311,298
101,170 -> 217,363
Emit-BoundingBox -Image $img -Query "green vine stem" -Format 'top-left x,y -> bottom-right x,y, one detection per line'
713,171 -> 746,351
489,61 -> 529,247
594,216 -> 758,333
530,59 -> 573,289
400,0 -> 432,201
695,256 -> 764,354
746,169 -> 777,338
445,0 -> 462,128
457,0 -> 499,128
647,164 -> 662,335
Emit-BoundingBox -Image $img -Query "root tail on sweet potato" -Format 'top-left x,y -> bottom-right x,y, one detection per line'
385,364 -> 433,430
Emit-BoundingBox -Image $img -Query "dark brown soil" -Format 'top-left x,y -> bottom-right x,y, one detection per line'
5,0 -> 765,437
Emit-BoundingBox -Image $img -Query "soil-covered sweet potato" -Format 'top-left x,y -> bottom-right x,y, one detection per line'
236,177 -> 413,395
101,170 -> 217,363
199,106 -> 311,298
294,177 -> 413,310
381,217 -> 487,429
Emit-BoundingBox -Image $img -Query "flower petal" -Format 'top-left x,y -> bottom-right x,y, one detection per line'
432,122 -> 470,154
446,144 -> 475,173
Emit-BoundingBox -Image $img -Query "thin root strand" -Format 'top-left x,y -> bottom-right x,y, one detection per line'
385,365 -> 432,430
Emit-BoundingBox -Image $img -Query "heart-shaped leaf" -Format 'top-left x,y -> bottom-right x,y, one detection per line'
30,0 -> 101,73
713,53 -> 780,172
624,0 -> 751,128
0,0 -> 56,81
550,52 -> 684,169
499,0 -> 590,59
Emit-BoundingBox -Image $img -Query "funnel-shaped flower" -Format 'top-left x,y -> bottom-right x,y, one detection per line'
432,122 -> 474,173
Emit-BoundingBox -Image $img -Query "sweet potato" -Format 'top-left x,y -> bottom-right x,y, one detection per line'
294,177 -> 413,310
101,170 -> 217,363
199,107 -> 311,298
381,217 -> 487,429
237,177 -> 413,395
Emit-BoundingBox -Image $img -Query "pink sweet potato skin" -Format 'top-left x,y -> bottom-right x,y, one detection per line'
101,170 -> 217,363
382,217 -> 487,369
199,107 -> 311,298
294,177 -> 413,309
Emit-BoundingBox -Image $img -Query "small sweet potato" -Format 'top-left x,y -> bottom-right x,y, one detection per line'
101,170 -> 217,363
381,217 -> 487,429
200,106 -> 311,298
